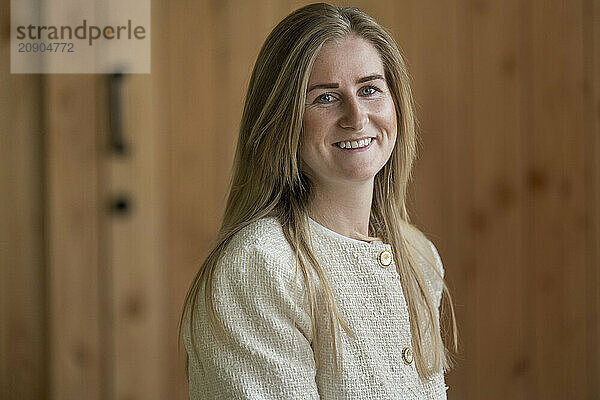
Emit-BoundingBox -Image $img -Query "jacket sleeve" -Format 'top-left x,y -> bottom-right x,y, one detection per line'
186,242 -> 320,400
427,239 -> 445,310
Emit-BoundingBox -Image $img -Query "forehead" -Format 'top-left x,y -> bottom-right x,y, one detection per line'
308,35 -> 384,82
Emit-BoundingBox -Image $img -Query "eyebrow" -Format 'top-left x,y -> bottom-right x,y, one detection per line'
306,74 -> 385,93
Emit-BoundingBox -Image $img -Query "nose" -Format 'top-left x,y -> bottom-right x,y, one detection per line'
338,96 -> 368,131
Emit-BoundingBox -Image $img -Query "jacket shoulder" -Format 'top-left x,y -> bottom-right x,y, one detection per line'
222,216 -> 296,263
212,216 -> 304,298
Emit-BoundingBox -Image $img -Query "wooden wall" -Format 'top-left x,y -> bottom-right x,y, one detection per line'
408,1 -> 600,398
1,1 -> 599,399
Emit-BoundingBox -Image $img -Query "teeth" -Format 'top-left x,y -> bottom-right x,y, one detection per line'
336,137 -> 372,149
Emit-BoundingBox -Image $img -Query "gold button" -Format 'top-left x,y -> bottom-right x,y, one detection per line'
377,250 -> 392,268
402,347 -> 413,365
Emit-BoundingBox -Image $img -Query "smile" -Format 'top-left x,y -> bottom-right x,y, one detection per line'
334,137 -> 374,150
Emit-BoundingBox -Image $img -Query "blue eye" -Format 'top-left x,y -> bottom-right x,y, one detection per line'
315,93 -> 335,104
360,86 -> 380,96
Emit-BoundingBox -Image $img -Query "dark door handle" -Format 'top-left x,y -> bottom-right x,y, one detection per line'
109,72 -> 128,155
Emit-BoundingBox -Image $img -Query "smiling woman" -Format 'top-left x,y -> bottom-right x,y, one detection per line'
179,3 -> 458,399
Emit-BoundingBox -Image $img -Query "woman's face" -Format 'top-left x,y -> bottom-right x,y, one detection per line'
301,34 -> 397,189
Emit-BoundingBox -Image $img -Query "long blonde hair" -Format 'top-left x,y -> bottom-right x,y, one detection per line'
179,2 -> 458,381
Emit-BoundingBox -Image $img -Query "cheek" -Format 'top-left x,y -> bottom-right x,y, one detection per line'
303,109 -> 328,132
370,99 -> 398,135
302,111 -> 330,147
300,115 -> 320,164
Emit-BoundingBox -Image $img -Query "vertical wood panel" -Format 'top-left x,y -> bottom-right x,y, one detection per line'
519,1 -> 535,398
529,0 -> 587,398
453,1 -> 479,398
595,1 -> 600,396
45,76 -> 102,400
103,0 -> 172,399
585,0 -> 600,397
0,0 -> 45,398
471,1 -> 528,398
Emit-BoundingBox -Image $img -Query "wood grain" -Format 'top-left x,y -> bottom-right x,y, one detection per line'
45,75 -> 102,400
584,0 -> 600,397
528,1 -> 587,398
0,0 -> 45,398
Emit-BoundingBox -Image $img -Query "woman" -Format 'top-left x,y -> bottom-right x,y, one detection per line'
180,3 -> 458,399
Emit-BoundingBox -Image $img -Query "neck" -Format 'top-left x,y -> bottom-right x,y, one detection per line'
307,178 -> 374,240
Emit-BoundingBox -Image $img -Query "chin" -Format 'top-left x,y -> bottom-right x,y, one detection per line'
340,171 -> 379,183
345,164 -> 384,180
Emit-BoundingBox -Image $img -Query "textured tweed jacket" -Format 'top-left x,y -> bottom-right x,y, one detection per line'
184,216 -> 448,399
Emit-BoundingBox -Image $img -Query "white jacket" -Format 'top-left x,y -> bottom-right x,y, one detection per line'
184,216 -> 448,399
